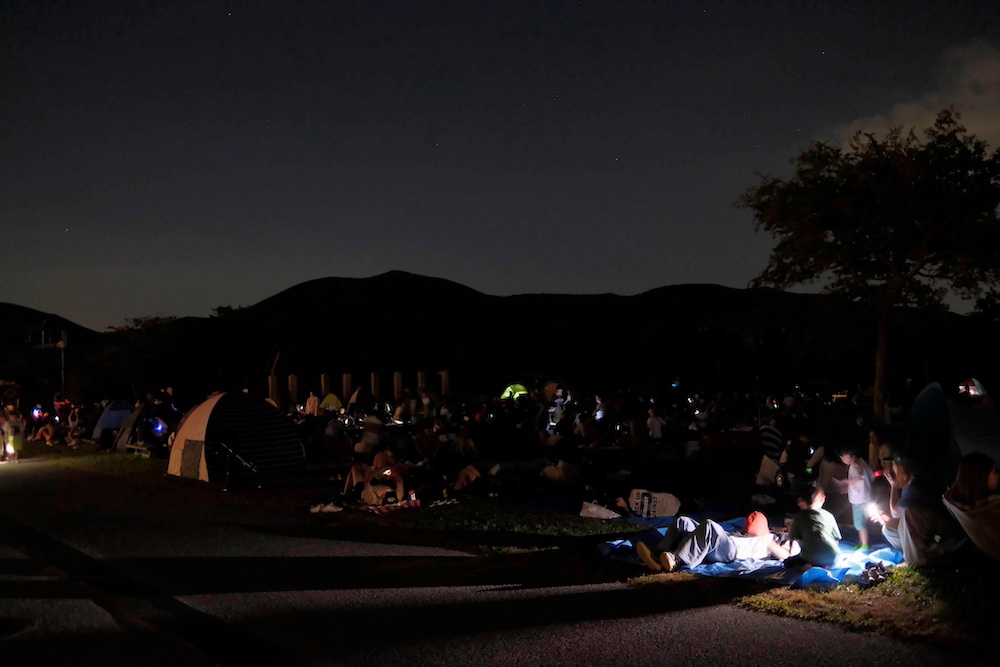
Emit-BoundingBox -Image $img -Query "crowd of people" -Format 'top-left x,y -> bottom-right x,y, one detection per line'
284,378 -> 998,576
630,390 -> 1000,576
8,377 -> 998,574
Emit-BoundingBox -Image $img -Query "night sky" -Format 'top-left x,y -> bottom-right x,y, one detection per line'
4,1 -> 999,331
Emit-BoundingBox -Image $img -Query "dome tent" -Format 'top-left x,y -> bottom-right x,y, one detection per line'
112,407 -> 144,452
167,392 -> 306,484
500,383 -> 529,401
319,392 -> 343,412
91,399 -> 134,440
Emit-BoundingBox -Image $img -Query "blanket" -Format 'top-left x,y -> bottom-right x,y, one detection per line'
343,498 -> 423,514
600,516 -> 904,588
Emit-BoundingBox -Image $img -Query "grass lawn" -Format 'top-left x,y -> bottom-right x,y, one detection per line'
18,440 -> 999,650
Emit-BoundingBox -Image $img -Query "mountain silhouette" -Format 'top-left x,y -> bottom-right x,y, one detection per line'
0,272 -> 994,408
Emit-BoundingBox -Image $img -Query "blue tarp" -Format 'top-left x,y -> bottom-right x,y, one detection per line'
600,515 -> 905,588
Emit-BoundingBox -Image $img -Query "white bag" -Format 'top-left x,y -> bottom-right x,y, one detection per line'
579,502 -> 622,519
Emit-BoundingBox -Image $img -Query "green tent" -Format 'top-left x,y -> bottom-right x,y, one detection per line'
500,383 -> 529,401
320,393 -> 343,411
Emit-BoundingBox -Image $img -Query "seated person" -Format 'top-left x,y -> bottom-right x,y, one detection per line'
413,419 -> 444,462
34,421 -> 60,445
354,416 -> 385,457
869,448 -> 903,551
439,425 -> 482,492
887,452 -> 961,567
540,457 -> 580,485
636,512 -> 790,573
785,484 -> 842,570
342,450 -> 407,505
942,452 -> 1000,561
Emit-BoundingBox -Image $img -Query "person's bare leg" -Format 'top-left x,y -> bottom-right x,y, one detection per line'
343,463 -> 373,496
454,465 -> 481,490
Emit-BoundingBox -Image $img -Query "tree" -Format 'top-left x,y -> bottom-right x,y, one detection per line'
740,109 -> 1000,422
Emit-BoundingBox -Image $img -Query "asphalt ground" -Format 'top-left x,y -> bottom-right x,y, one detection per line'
0,457 -> 972,667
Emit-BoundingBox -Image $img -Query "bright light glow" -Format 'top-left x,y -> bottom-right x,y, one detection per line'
150,417 -> 167,436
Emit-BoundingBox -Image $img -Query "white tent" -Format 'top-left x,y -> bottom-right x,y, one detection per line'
167,391 -> 305,483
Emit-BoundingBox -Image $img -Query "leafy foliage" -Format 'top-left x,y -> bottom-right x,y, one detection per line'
742,109 -> 1000,311
741,109 -> 1000,418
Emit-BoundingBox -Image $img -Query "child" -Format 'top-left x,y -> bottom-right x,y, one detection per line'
837,445 -> 875,551
2,412 -> 25,464
786,484 -> 842,569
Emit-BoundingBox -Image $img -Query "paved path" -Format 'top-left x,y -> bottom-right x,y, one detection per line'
0,459 -> 967,666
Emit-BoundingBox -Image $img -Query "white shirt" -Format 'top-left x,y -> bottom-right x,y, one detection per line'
730,534 -> 773,560
847,459 -> 873,504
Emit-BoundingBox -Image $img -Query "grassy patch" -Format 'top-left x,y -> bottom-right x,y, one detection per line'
735,561 -> 994,648
357,497 -> 650,553
22,441 -> 168,481
387,497 -> 643,538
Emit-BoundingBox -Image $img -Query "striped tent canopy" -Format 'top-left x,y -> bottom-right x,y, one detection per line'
167,391 -> 305,483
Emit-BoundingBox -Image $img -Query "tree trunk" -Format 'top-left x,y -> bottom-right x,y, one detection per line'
873,306 -> 889,424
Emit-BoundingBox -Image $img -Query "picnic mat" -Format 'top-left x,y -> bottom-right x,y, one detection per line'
599,516 -> 904,588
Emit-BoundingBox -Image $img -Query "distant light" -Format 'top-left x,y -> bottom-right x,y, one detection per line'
150,417 -> 168,436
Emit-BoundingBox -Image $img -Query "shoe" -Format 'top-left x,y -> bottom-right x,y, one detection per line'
319,503 -> 343,513
659,551 -> 678,572
853,544 -> 870,552
636,541 -> 662,572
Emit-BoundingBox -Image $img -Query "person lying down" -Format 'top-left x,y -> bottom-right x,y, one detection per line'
636,512 -> 792,573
